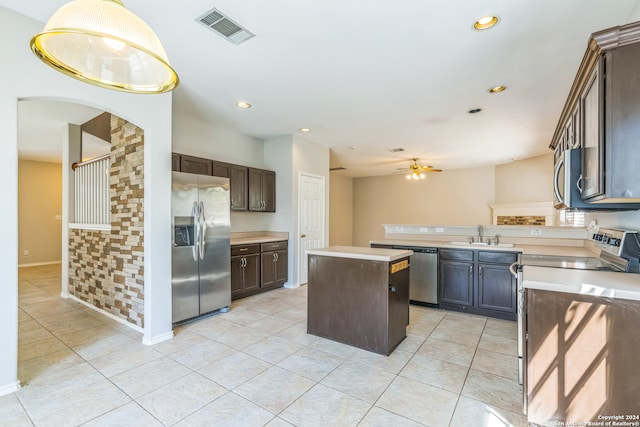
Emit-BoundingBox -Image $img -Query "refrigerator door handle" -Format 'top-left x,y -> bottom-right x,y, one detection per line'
198,201 -> 206,260
191,201 -> 199,261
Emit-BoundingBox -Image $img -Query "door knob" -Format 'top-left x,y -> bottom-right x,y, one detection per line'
300,234 -> 306,238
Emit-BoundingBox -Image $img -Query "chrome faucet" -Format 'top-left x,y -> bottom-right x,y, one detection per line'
477,225 -> 483,243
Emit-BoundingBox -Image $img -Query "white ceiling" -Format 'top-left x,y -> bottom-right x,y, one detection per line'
5,0 -> 640,175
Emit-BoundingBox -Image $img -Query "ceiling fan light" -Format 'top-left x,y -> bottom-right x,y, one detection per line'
30,0 -> 179,94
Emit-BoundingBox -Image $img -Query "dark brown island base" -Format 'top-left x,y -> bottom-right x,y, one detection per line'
306,246 -> 413,356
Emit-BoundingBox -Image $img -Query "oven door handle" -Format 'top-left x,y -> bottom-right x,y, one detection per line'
509,261 -> 518,278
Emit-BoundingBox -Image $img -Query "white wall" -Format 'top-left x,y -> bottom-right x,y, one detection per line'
329,174 -> 353,245
0,6 -> 173,394
264,135 -> 330,287
172,115 -> 274,232
495,154 -> 553,204
352,166 -> 495,246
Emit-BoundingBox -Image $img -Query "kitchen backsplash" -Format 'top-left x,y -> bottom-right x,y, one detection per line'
497,216 -> 546,226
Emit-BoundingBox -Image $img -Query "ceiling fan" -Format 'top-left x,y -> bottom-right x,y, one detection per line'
396,158 -> 442,180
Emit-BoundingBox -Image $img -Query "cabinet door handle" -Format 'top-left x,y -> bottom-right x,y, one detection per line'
389,285 -> 397,293
239,248 -> 248,251
275,253 -> 279,261
469,265 -> 473,278
300,234 -> 306,238
479,266 -> 482,278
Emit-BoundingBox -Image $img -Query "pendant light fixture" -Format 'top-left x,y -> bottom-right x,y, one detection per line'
30,0 -> 179,94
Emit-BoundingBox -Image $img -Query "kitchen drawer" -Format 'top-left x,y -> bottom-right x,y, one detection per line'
261,241 -> 288,252
478,251 -> 518,265
439,249 -> 474,262
231,244 -> 260,256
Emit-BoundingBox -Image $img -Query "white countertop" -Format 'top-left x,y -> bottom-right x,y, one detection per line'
523,265 -> 640,301
370,239 -> 593,257
307,246 -> 413,262
231,236 -> 286,245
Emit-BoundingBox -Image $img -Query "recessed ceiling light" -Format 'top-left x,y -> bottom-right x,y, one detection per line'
300,128 -> 311,132
468,108 -> 482,114
235,101 -> 251,109
488,85 -> 507,93
349,146 -> 357,150
473,15 -> 499,31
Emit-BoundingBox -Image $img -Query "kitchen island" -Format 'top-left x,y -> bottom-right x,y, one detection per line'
306,246 -> 412,356
522,266 -> 640,425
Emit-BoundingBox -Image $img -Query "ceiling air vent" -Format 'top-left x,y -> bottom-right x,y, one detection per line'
388,148 -> 405,153
196,8 -> 255,45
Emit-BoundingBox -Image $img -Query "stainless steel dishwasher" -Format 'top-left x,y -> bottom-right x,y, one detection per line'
394,246 -> 438,306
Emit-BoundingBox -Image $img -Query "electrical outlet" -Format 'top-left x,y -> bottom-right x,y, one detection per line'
23,249 -> 29,256
531,229 -> 543,236
435,228 -> 445,233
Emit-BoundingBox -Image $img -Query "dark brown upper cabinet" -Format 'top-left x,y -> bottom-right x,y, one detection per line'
171,153 -> 180,172
172,152 -> 274,212
230,165 -> 248,211
179,155 -> 212,176
550,22 -> 640,205
212,161 -> 231,178
248,168 -> 276,212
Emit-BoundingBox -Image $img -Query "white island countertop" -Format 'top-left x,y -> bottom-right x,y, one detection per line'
307,246 -> 413,262
523,265 -> 640,301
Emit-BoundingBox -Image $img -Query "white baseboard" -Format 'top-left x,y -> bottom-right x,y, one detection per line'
18,261 -> 62,268
66,294 -> 144,334
143,330 -> 174,346
0,381 -> 20,397
284,281 -> 301,289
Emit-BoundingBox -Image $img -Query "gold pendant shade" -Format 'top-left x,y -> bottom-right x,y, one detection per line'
30,0 -> 178,93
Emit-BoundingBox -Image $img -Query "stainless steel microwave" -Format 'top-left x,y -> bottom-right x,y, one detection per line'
553,148 -> 637,210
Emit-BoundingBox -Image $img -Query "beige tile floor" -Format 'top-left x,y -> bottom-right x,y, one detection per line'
1,264 -> 529,426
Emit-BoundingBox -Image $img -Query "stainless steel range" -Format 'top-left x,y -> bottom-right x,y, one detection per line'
512,228 -> 640,388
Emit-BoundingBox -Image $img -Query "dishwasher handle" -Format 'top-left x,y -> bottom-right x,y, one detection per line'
393,246 -> 437,254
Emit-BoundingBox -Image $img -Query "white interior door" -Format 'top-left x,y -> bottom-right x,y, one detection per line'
298,172 -> 325,285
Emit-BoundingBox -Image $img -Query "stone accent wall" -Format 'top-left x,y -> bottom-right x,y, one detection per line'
497,215 -> 546,226
69,115 -> 145,328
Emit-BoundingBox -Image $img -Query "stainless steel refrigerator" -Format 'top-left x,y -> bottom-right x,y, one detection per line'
172,171 -> 231,324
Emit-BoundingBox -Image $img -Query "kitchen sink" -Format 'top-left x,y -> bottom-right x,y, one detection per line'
448,241 -> 514,248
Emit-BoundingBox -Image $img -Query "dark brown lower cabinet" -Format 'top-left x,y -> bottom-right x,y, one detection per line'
440,259 -> 474,306
439,249 -> 517,320
230,252 -> 260,299
478,262 -> 516,313
231,241 -> 287,300
525,289 -> 640,425
261,241 -> 287,288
